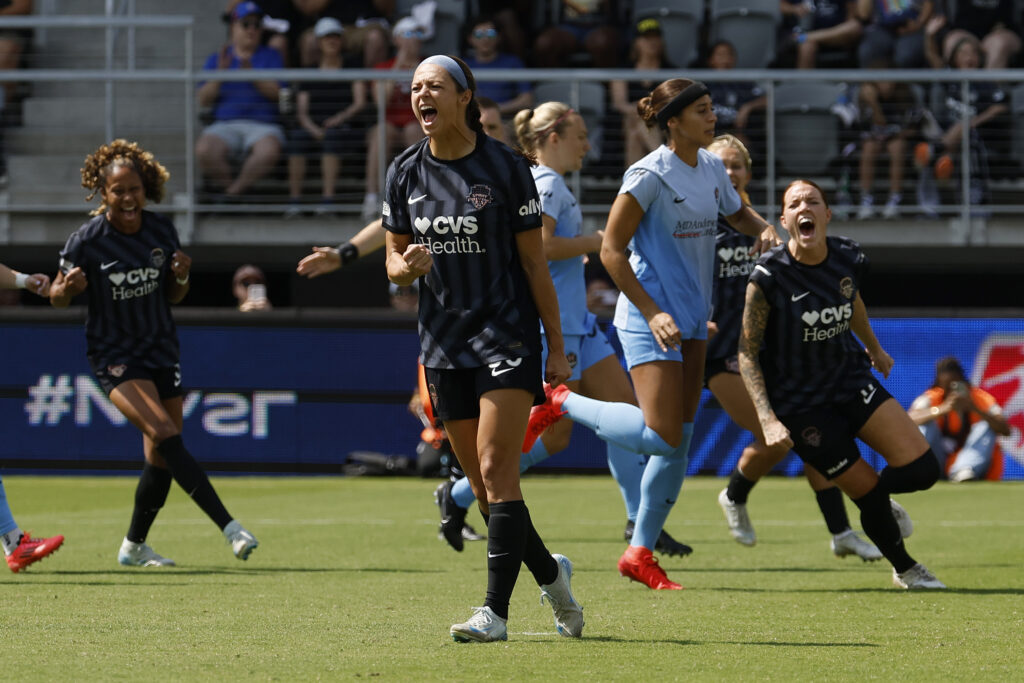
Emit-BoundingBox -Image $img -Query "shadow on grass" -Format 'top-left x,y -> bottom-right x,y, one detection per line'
711,586 -> 1024,595
19,566 -> 446,581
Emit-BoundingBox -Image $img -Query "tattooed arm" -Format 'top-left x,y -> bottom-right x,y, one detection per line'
738,282 -> 794,450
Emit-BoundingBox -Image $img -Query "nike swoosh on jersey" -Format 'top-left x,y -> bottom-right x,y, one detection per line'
862,388 -> 877,404
791,291 -> 810,301
408,194 -> 428,204
673,197 -> 686,203
101,261 -> 120,270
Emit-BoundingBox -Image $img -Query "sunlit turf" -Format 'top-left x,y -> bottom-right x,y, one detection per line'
2,474 -> 1021,681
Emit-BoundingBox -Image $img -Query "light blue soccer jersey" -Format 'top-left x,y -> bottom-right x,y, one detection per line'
533,164 -> 588,335
613,145 -> 742,339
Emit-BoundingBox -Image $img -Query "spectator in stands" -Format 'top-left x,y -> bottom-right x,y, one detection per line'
224,0 -> 293,63
0,0 -> 30,111
936,0 -> 1021,69
908,356 -> 1010,482
285,17 -> 368,217
609,18 -> 674,167
477,96 -> 511,145
778,0 -> 865,68
196,2 -> 286,201
856,0 -> 933,68
919,18 -> 1008,207
463,16 -> 533,116
855,65 -> 917,219
705,41 -> 766,152
475,0 -> 534,60
532,0 -> 621,68
232,264 -> 273,312
585,276 -> 619,319
292,0 -> 393,67
361,16 -> 426,221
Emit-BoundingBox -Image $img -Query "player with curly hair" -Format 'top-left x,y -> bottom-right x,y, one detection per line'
49,139 -> 259,567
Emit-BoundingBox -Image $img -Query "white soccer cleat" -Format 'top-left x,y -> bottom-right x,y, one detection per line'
223,520 -> 259,560
893,563 -> 946,590
890,499 -> 913,538
540,553 -> 584,638
118,538 -> 175,567
831,529 -> 883,561
718,488 -> 756,546
450,606 -> 508,643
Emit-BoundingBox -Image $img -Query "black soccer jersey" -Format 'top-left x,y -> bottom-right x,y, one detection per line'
59,211 -> 182,368
707,217 -> 756,362
382,134 -> 543,369
748,236 -> 873,416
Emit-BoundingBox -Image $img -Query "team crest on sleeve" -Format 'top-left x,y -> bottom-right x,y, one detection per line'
150,248 -> 165,268
467,184 -> 494,209
839,276 -> 854,299
107,364 -> 127,378
714,187 -> 720,201
382,200 -> 391,218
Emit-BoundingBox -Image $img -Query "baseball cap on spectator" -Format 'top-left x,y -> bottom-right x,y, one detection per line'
232,1 -> 265,21
392,16 -> 424,39
314,17 -> 344,38
635,17 -> 662,36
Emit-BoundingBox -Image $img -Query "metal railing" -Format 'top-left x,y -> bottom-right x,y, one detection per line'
1,15 -> 1022,246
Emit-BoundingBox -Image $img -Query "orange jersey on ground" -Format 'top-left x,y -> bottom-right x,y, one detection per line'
920,385 -> 1004,480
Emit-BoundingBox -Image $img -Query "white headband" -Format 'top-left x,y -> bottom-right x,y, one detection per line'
419,55 -> 469,90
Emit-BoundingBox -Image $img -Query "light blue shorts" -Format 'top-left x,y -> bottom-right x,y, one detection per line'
616,326 -> 683,370
203,119 -> 285,157
542,313 -> 617,382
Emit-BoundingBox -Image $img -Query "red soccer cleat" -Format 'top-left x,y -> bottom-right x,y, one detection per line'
6,532 -> 64,573
617,545 -> 683,590
522,382 -> 570,452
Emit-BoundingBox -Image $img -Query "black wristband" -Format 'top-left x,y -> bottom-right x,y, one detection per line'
338,242 -> 359,266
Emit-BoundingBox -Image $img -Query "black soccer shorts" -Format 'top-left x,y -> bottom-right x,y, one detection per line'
424,354 -> 544,422
779,377 -> 893,479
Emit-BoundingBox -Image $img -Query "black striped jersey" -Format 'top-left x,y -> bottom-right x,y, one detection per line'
382,134 -> 543,369
707,217 -> 756,362
58,211 -> 181,368
748,236 -> 873,416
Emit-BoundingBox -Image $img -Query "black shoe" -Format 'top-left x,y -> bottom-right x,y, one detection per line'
434,480 -> 468,552
623,520 -> 693,557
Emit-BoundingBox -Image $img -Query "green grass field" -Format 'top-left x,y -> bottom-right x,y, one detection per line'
2,474 -> 1021,681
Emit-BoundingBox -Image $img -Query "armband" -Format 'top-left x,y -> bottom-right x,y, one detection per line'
14,272 -> 29,289
176,274 -> 190,285
338,241 -> 359,266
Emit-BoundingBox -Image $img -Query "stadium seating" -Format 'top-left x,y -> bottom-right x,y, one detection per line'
773,81 -> 844,176
708,0 -> 781,68
632,0 -> 705,68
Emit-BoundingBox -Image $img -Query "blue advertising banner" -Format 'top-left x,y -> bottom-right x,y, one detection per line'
2,316 -> 1022,478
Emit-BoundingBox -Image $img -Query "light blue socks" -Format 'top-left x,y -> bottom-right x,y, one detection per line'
562,392 -> 675,455
631,423 -> 694,550
606,443 -> 645,521
0,478 -> 19,538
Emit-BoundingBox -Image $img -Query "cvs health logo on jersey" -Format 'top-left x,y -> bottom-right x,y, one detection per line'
973,333 -> 1024,468
800,302 -> 853,342
717,246 -> 755,278
109,267 -> 161,300
414,215 -> 485,254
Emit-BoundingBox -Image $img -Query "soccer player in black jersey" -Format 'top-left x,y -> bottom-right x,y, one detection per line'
48,140 -> 258,567
705,136 -> 882,562
739,179 -> 945,590
383,55 -> 582,642
0,262 -> 65,572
